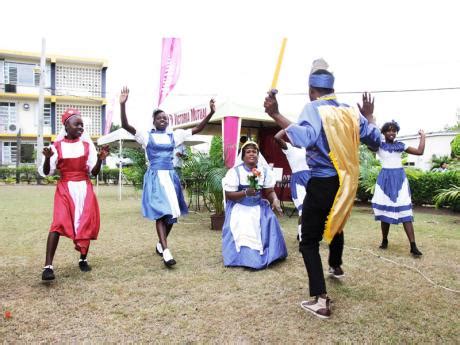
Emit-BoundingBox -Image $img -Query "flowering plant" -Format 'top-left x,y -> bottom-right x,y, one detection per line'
248,168 -> 262,190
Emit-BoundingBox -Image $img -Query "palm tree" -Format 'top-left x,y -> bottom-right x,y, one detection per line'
182,151 -> 228,214
434,185 -> 460,211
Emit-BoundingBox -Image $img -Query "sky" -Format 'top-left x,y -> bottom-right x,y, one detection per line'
2,0 -> 460,135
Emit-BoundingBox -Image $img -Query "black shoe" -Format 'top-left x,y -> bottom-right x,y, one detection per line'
410,247 -> 423,256
164,258 -> 177,267
328,266 -> 345,279
379,239 -> 388,249
79,259 -> 92,272
42,267 -> 55,281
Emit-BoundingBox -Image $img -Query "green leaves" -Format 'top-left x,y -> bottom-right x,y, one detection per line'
434,184 -> 460,210
182,137 -> 228,215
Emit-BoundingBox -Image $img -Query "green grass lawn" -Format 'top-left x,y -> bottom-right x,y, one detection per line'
0,185 -> 459,343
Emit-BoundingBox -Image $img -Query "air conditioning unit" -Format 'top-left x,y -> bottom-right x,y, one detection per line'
7,123 -> 19,134
5,84 -> 17,93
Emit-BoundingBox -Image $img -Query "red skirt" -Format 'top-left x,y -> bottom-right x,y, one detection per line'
50,179 -> 100,254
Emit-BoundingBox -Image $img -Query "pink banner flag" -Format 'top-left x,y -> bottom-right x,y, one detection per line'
222,116 -> 241,168
158,38 -> 181,106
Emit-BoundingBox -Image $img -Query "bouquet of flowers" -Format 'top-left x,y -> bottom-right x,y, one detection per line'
248,168 -> 262,190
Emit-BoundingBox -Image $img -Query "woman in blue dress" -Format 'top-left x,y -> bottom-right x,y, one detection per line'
120,87 -> 215,267
371,120 -> 425,256
222,141 -> 287,269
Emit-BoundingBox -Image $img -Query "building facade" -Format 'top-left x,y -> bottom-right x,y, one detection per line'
398,131 -> 458,171
0,49 -> 107,166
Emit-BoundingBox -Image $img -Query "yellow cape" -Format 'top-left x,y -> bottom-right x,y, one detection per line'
318,105 -> 360,243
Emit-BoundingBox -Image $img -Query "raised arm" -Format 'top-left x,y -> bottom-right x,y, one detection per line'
357,92 -> 381,150
264,90 -> 292,129
357,92 -> 376,125
405,130 -> 425,155
119,87 -> 136,135
274,129 -> 288,150
191,99 -> 216,135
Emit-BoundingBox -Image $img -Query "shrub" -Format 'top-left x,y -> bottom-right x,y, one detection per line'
102,166 -> 121,184
182,142 -> 227,215
123,167 -> 144,189
17,166 -> 37,184
451,134 -> 460,157
434,185 -> 460,212
357,145 -> 381,202
44,175 -> 60,185
4,177 -> 16,184
122,148 -> 147,188
408,170 -> 460,207
209,136 -> 223,162
0,167 -> 15,179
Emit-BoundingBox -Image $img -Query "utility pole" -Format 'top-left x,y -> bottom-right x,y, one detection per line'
36,38 -> 46,183
15,129 -> 21,183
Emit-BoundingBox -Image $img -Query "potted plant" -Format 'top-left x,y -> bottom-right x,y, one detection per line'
205,164 -> 228,229
205,136 -> 228,229
182,136 -> 228,229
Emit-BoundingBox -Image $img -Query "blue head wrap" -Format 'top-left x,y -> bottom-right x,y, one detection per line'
309,73 -> 335,89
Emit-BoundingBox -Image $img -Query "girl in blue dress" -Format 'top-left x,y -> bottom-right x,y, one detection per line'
274,129 -> 311,240
371,121 -> 425,256
222,141 -> 287,269
120,87 -> 215,267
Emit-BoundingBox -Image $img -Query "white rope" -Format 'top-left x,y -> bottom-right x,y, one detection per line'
345,245 -> 460,294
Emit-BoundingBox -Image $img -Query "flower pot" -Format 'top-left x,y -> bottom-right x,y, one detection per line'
210,213 -> 225,230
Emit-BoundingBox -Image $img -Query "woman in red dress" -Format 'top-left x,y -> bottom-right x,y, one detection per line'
39,108 -> 109,281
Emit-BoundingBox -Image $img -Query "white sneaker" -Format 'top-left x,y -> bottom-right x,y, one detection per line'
162,248 -> 176,267
300,296 -> 331,319
155,243 -> 163,257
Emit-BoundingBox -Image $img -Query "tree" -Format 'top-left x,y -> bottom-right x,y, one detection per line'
110,124 -> 121,132
451,134 -> 460,158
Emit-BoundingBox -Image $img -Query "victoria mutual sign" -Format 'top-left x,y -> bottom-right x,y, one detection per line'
170,106 -> 208,127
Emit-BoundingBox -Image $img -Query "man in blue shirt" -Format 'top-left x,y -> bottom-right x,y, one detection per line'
264,61 -> 381,319
173,143 -> 187,181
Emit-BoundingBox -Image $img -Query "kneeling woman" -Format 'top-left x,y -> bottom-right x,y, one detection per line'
222,141 -> 288,269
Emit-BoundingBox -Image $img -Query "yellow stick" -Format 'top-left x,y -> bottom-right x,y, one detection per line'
271,38 -> 287,89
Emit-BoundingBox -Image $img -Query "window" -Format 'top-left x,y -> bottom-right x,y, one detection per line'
20,143 -> 36,163
0,102 -> 17,132
44,104 -> 51,126
2,142 -> 17,164
3,61 -> 50,87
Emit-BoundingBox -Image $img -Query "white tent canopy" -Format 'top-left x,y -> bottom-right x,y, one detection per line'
97,128 -> 135,200
97,128 -> 208,147
97,128 -> 136,146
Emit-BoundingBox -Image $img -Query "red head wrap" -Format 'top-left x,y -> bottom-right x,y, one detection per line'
61,108 -> 81,125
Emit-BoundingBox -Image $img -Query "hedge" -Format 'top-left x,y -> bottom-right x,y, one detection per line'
357,168 -> 460,210
0,166 -> 131,185
408,170 -> 460,206
0,166 -> 37,183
